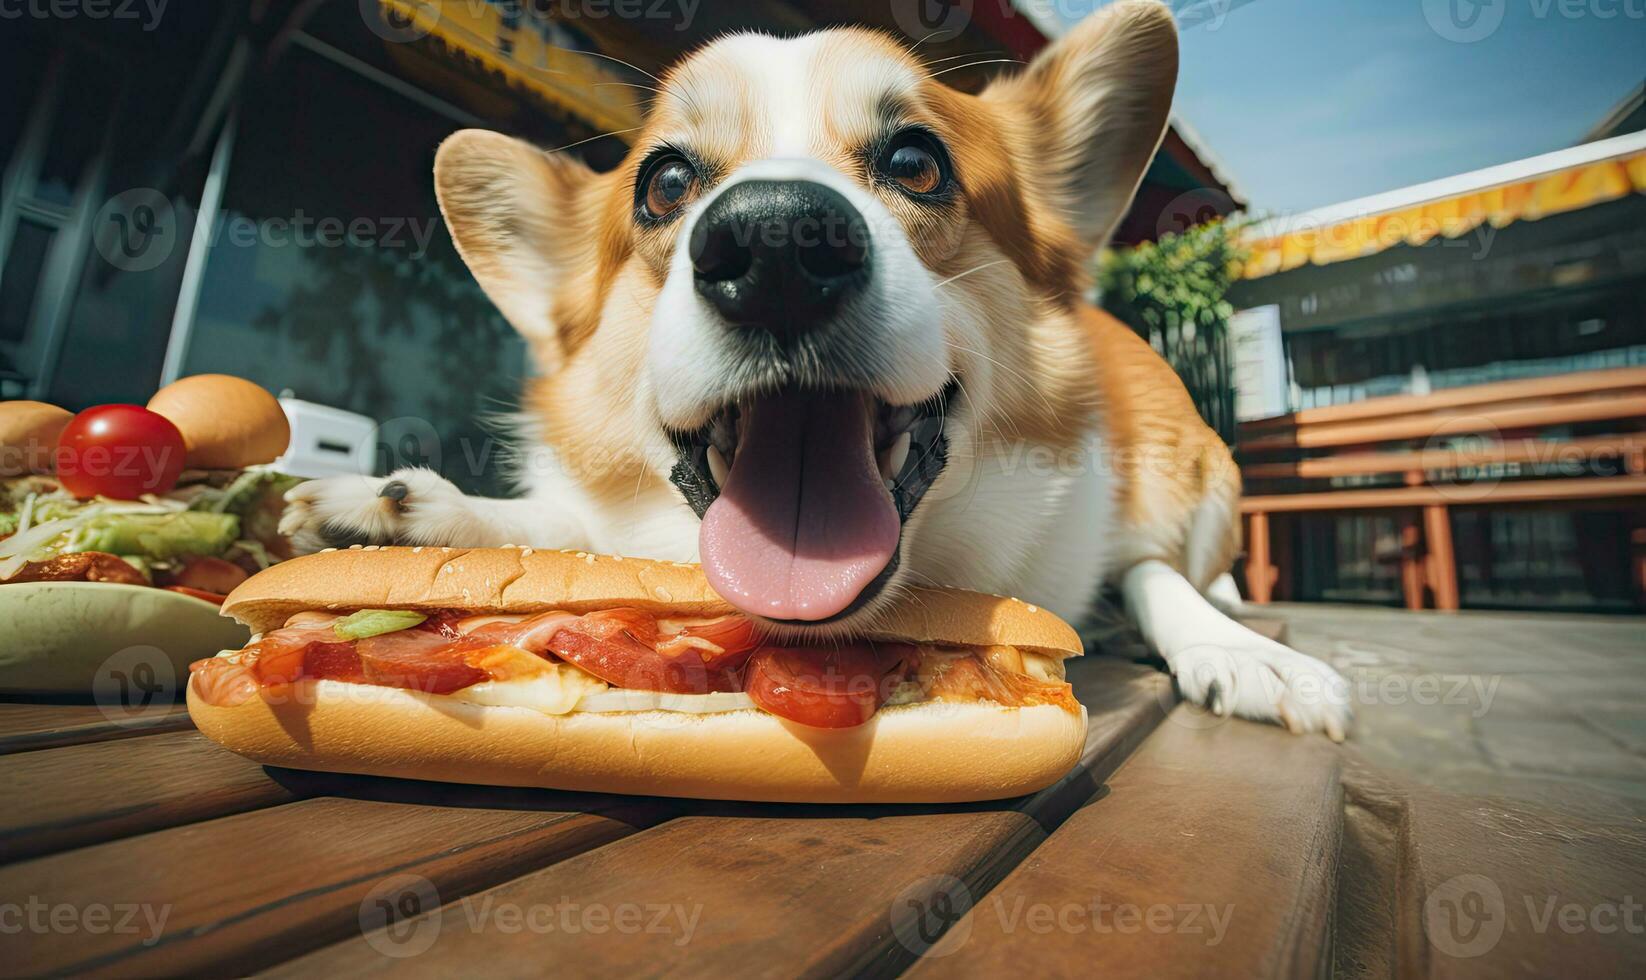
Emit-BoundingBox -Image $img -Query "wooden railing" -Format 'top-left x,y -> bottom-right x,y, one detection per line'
1237,366 -> 1646,610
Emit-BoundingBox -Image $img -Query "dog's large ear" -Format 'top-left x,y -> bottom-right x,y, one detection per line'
435,130 -> 603,360
985,0 -> 1178,249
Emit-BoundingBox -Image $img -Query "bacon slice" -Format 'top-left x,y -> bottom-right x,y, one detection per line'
918,649 -> 1079,713
544,608 -> 754,694
4,552 -> 147,586
188,608 -> 1075,727
655,615 -> 759,663
460,611 -> 581,652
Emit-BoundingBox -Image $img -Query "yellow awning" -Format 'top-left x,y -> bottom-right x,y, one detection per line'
379,0 -> 643,135
1240,150 -> 1646,280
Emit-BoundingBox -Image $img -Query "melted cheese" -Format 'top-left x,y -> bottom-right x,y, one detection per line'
446,661 -> 608,715
1022,652 -> 1065,683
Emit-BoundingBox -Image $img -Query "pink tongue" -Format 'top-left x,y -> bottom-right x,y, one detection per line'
700,391 -> 900,621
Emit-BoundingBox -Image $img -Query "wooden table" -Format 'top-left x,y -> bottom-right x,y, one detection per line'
0,652 -> 1343,978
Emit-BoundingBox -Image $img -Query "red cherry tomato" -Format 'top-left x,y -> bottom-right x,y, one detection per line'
55,405 -> 187,499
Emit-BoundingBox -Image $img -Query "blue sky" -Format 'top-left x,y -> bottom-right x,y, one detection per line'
1052,0 -> 1646,215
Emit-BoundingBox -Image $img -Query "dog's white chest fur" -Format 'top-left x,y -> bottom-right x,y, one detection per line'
903,428 -> 1118,624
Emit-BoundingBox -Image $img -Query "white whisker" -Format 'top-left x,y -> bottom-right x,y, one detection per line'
928,58 -> 1023,80
547,127 -> 644,154
933,259 -> 1011,290
909,29 -> 956,54
560,47 -> 663,85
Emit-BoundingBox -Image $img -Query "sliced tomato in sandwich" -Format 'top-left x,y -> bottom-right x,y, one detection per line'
354,629 -> 486,694
545,608 -> 756,694
744,643 -> 916,729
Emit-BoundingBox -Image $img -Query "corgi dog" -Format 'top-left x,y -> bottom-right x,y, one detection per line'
281,1 -> 1352,738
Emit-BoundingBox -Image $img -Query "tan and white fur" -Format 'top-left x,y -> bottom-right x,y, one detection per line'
281,2 -> 1352,738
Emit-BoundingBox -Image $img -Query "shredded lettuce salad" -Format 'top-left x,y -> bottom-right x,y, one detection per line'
0,468 -> 303,581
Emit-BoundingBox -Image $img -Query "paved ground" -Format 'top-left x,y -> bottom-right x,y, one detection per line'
1247,605 -> 1646,976
1267,603 -> 1646,802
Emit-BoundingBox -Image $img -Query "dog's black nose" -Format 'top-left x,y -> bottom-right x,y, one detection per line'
690,180 -> 870,332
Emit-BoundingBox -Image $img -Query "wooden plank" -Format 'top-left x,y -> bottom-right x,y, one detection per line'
1245,511 -> 1273,604
0,792 -> 665,976
0,730 -> 302,863
1242,434 -> 1646,480
1239,393 -> 1646,453
1422,504 -> 1459,612
905,709 -> 1343,978
1238,365 -> 1646,433
0,701 -> 192,755
266,659 -> 1173,979
1241,474 -> 1646,513
1398,513 -> 1426,610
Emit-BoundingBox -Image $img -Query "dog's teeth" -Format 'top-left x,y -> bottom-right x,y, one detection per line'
886,405 -> 919,435
878,431 -> 911,482
707,446 -> 730,489
710,415 -> 736,455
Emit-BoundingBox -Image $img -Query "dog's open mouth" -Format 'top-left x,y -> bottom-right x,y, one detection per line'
669,381 -> 956,624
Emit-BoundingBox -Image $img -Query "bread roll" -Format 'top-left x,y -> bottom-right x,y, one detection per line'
188,678 -> 1088,803
196,547 -> 1088,803
0,401 -> 72,476
148,374 -> 290,469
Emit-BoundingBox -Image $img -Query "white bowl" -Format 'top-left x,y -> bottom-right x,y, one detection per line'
0,582 -> 250,697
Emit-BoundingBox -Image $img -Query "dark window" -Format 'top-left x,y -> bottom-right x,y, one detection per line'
180,46 -> 529,495
31,56 -> 118,208
0,219 -> 55,344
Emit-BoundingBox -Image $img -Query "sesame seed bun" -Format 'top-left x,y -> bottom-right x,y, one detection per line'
220,546 -> 1084,659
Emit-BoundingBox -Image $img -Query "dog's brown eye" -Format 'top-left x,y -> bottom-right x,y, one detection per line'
877,130 -> 949,197
643,157 -> 699,219
887,146 -> 941,194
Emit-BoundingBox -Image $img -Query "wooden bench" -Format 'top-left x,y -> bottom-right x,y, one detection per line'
0,653 -> 1356,978
1237,366 -> 1646,610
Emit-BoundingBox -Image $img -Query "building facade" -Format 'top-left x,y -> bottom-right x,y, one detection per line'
1230,133 -> 1646,611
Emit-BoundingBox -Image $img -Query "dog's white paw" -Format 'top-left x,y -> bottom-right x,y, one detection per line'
1166,640 -> 1353,742
279,468 -> 473,554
